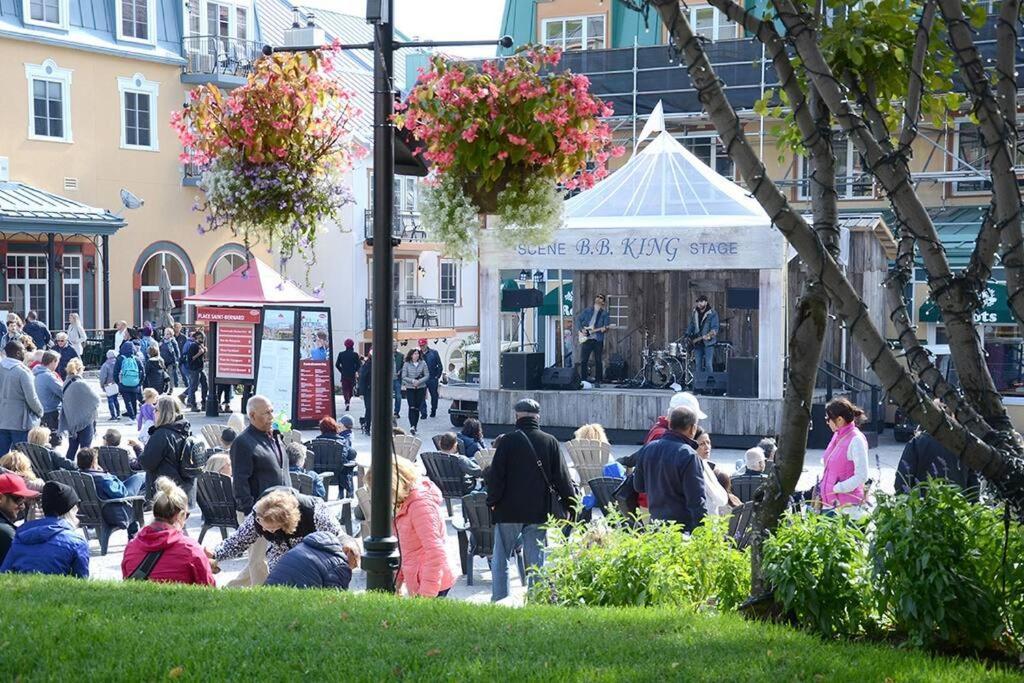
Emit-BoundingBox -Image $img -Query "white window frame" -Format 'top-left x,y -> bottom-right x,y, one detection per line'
23,0 -> 69,30
116,0 -> 157,45
541,14 -> 606,51
62,254 -> 82,326
689,6 -> 736,41
440,260 -> 460,306
210,250 -> 247,283
25,59 -> 73,143
606,294 -> 629,329
797,134 -> 874,201
139,251 -> 190,324
950,119 -> 1024,196
117,73 -> 159,151
677,132 -> 735,179
6,253 -> 49,324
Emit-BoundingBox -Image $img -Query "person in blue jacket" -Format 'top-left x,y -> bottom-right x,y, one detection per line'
0,480 -> 90,578
286,443 -> 326,499
77,448 -> 144,536
417,338 -> 444,419
632,405 -> 707,533
264,531 -> 352,590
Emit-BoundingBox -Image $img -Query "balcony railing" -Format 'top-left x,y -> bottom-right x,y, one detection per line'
182,36 -> 263,77
183,160 -> 202,186
365,298 -> 455,330
363,209 -> 430,243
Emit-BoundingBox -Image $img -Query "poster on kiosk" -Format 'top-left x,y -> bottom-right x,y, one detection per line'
253,306 -> 336,430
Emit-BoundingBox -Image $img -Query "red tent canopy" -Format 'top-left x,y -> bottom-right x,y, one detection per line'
185,258 -> 323,307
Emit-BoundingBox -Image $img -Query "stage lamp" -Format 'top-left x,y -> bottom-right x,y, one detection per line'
532,269 -> 544,283
518,269 -> 529,282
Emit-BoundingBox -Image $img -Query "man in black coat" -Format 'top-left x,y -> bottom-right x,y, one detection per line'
357,351 -> 372,433
334,339 -> 361,412
632,405 -> 707,532
23,311 -> 51,350
896,430 -> 980,500
486,398 -> 575,602
417,338 -> 444,418
228,394 -> 290,586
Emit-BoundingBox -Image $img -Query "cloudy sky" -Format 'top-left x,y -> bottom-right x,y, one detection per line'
299,0 -> 508,58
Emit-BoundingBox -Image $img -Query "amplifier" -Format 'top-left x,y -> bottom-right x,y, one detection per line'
541,365 -> 581,390
727,357 -> 758,398
694,369 -> 728,396
500,352 -> 544,390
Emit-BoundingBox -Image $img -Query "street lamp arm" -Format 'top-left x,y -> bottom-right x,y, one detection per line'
262,36 -> 513,56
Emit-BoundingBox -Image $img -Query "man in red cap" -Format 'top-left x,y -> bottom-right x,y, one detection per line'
417,338 -> 443,419
0,473 -> 40,565
334,339 -> 362,412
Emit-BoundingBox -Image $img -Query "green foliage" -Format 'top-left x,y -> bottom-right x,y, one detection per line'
3,575 -> 1020,681
528,514 -> 749,611
762,511 -> 874,638
872,482 -> 1017,652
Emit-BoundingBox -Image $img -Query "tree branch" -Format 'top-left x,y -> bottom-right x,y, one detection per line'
898,0 -> 937,154
771,0 -> 1011,429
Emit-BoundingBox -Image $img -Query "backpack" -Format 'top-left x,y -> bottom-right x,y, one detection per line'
119,356 -> 141,387
176,434 -> 208,482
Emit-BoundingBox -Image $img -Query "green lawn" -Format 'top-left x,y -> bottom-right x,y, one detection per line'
0,575 -> 1019,681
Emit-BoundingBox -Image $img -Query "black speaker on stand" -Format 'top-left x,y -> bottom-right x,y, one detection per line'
727,357 -> 758,397
501,352 -> 544,390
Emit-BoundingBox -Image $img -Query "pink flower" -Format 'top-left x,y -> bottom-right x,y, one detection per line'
507,134 -> 528,145
461,123 -> 480,143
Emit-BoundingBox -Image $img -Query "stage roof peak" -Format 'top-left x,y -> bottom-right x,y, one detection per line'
564,129 -> 771,230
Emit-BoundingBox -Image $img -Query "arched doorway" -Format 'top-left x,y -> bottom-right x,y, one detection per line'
138,250 -> 189,325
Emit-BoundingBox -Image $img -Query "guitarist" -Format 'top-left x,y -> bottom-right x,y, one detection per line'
685,294 -> 720,374
576,294 -> 611,387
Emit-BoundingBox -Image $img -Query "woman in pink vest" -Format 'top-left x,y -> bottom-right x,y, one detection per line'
819,398 -> 869,513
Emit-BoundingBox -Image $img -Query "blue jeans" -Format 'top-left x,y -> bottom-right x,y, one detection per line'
693,343 -> 713,373
392,378 -> 402,416
106,394 -> 121,420
491,522 -> 546,602
420,377 -> 440,417
120,387 -> 140,419
67,422 -> 95,459
123,472 -> 146,496
186,368 -> 208,408
0,429 -> 29,455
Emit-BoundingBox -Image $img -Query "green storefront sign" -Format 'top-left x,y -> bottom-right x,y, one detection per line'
918,282 -> 1014,324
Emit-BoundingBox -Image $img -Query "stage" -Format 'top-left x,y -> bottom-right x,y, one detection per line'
479,386 -> 783,448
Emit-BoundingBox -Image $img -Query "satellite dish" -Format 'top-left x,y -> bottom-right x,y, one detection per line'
120,188 -> 144,210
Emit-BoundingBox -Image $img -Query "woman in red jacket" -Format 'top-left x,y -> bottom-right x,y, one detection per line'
121,476 -> 215,585
371,458 -> 455,597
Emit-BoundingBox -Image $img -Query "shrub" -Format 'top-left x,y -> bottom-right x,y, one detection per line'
528,514 -> 749,611
871,482 -> 1014,653
761,511 -> 874,638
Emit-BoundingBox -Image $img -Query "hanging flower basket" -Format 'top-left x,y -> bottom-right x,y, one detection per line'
170,44 -> 363,267
395,46 -> 624,259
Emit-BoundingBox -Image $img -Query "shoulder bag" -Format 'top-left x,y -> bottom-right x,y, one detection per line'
516,429 -> 571,520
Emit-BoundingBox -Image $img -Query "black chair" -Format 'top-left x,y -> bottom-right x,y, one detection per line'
453,492 -> 526,587
431,434 -> 465,455
48,470 -> 144,555
305,439 -> 355,500
290,471 -> 335,502
728,501 -> 755,550
587,476 -> 625,514
731,473 -> 768,504
420,451 -> 476,516
14,442 -> 57,481
196,472 -> 240,543
97,446 -> 134,481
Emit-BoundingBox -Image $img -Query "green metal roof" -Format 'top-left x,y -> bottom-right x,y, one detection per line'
879,205 -> 989,266
0,181 -> 125,235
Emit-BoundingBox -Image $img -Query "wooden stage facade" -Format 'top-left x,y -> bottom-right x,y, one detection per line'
479,387 -> 783,448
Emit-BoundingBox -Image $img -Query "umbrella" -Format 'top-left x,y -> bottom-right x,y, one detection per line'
156,265 -> 176,329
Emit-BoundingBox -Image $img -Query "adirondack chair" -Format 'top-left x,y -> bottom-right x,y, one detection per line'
587,476 -> 625,515
354,486 -> 372,538
565,439 -> 612,493
97,446 -> 134,481
392,435 -> 421,462
200,424 -> 227,451
14,442 -> 57,481
196,472 -> 240,543
731,473 -> 768,504
420,451 -> 477,516
290,471 -> 335,503
431,434 -> 465,454
303,439 -> 355,499
48,470 -> 144,555
454,492 -> 526,586
728,502 -> 755,550
474,448 -> 496,472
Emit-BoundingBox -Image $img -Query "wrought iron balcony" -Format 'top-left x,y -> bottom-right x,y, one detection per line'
365,297 -> 455,331
181,36 -> 263,87
363,209 -> 430,243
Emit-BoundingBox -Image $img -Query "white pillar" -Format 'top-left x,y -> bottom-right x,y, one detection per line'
758,267 -> 785,399
480,262 -> 501,390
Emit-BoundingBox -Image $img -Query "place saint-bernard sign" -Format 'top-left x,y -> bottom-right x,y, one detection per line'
481,227 -> 785,271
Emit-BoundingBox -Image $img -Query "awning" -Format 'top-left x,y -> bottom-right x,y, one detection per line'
185,257 -> 323,307
0,181 -> 125,235
919,282 -> 1014,324
539,282 -> 572,317
882,205 -> 988,268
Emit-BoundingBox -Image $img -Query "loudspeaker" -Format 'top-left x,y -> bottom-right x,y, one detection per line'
501,288 -> 544,310
541,365 -> 581,390
727,357 -> 758,398
726,287 -> 759,310
605,353 -> 628,382
501,352 -> 544,390
694,369 -> 728,396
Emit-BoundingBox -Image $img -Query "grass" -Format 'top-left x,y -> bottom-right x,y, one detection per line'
0,575 -> 1020,682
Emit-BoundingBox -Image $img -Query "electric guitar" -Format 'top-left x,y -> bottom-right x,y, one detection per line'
578,323 -> 617,345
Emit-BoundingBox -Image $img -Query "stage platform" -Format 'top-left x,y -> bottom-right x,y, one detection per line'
479,387 -> 783,448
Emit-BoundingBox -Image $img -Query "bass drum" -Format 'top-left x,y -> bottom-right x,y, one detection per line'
644,358 -> 674,389
664,356 -> 691,389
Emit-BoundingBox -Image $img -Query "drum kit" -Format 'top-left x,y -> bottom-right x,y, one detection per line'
621,330 -> 694,390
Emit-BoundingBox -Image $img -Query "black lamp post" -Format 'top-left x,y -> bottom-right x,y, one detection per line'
264,2 -> 511,592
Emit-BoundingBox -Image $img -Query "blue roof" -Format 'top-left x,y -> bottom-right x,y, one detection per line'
0,181 -> 125,235
0,0 -> 185,64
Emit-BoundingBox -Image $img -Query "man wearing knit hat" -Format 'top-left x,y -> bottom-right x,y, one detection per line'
0,473 -> 40,565
0,480 -> 90,577
334,339 -> 362,412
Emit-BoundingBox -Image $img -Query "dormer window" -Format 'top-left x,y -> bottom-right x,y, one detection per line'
23,0 -> 69,30
117,0 -> 156,44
